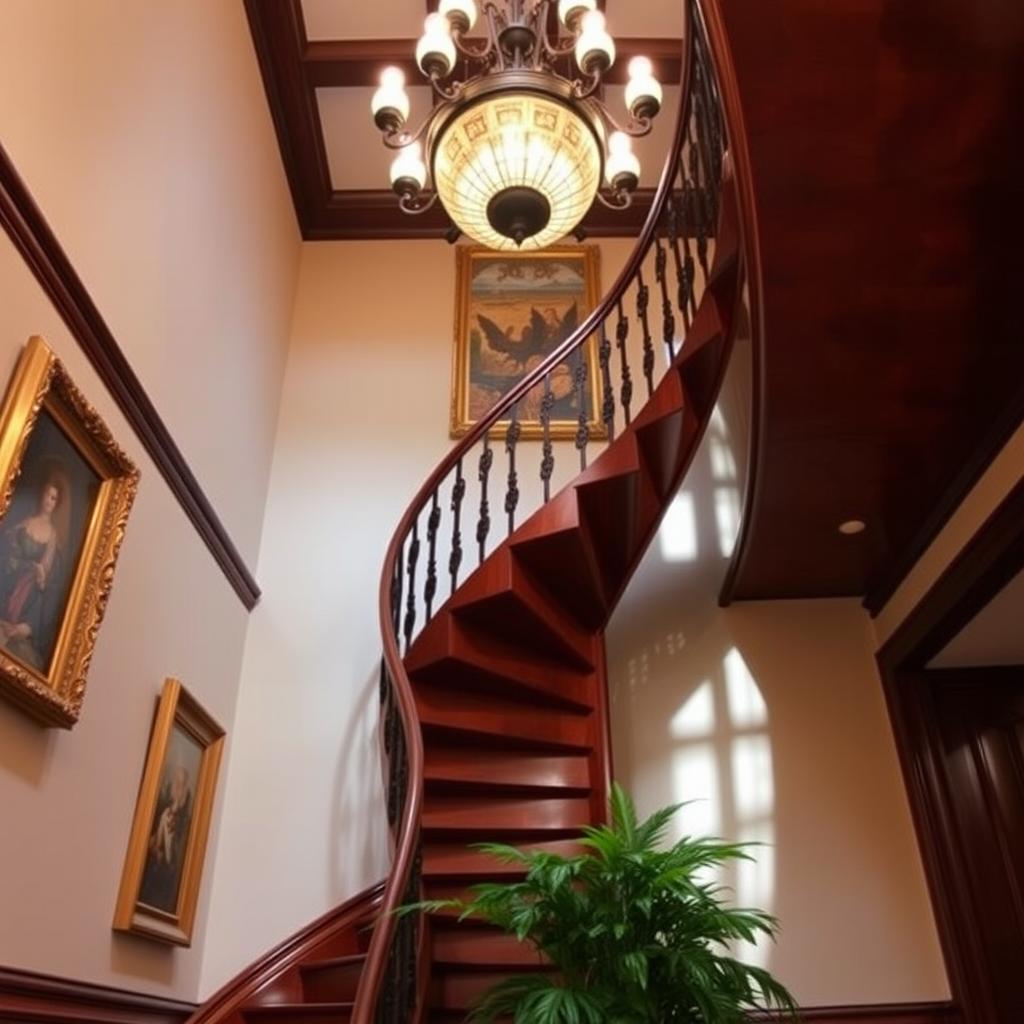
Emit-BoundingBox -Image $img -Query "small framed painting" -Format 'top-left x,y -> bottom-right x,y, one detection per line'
0,336 -> 138,727
450,245 -> 605,439
114,678 -> 225,946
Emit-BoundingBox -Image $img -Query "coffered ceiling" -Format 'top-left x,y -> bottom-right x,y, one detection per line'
245,0 -> 685,239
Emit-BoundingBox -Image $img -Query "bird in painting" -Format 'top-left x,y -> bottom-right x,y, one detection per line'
477,303 -> 579,371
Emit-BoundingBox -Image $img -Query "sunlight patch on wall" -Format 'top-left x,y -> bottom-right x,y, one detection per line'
659,490 -> 698,562
735,819 -> 777,967
724,647 -> 768,728
715,486 -> 742,557
671,743 -> 721,837
670,679 -> 715,738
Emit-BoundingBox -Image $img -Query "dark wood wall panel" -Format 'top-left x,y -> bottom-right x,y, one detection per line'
0,144 -> 260,609
0,968 -> 194,1024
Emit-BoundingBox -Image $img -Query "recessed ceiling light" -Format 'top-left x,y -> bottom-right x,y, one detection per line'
838,520 -> 867,535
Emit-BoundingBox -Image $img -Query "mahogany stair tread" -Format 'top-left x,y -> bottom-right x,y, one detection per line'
423,748 -> 592,795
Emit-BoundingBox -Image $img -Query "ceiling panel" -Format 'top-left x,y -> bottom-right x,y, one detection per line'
301,0 -> 684,41
301,0 -> 425,40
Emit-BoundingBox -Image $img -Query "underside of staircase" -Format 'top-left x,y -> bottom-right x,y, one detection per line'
188,2 -> 751,1021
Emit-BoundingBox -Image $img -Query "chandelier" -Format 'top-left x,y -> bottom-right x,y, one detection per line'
370,0 -> 664,250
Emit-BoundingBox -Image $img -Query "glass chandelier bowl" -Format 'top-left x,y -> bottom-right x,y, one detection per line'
433,90 -> 603,251
370,0 -> 661,251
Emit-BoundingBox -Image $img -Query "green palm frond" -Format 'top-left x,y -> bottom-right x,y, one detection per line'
402,782 -> 798,1023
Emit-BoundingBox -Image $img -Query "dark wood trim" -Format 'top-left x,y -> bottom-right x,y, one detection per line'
0,143 -> 261,610
244,0 -> 680,241
303,188 -> 656,241
865,385 -> 1024,616
302,37 -> 683,89
877,473 -> 1024,671
774,1005 -> 959,1023
186,881 -> 384,1024
876,476 -> 1024,1024
0,968 -> 194,1024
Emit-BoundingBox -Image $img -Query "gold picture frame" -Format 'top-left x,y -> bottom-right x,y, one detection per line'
0,335 -> 139,728
113,678 -> 225,946
450,245 -> 605,439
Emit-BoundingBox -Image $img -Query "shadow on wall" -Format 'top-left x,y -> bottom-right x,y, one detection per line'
608,405 -> 775,967
329,669 -> 390,900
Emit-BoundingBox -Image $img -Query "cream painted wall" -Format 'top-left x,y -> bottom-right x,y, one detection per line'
0,0 -> 299,1003
605,342 -> 951,1005
200,236 -> 628,994
0,235 -> 249,1002
0,0 -> 300,561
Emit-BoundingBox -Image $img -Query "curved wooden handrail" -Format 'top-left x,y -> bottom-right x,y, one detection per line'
354,1 -> 761,1017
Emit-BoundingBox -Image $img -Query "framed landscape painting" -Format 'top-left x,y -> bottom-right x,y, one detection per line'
0,336 -> 138,727
450,245 -> 604,439
113,678 -> 225,946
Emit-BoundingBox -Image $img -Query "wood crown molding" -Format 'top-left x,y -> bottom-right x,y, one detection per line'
0,142 -> 261,610
777,1006 -> 960,1023
244,0 -> 681,241
0,967 -> 194,1024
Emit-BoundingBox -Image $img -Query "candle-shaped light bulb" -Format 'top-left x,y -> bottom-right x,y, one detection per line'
416,12 -> 456,77
606,131 -> 640,191
574,10 -> 616,75
625,55 -> 663,119
440,0 -> 478,33
371,66 -> 410,131
390,141 -> 428,196
558,0 -> 596,31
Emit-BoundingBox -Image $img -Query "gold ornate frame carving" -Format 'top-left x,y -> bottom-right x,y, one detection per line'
450,244 -> 606,440
0,336 -> 139,728
113,677 -> 225,946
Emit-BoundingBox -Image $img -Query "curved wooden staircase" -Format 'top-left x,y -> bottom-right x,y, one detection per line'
187,1 -> 759,1021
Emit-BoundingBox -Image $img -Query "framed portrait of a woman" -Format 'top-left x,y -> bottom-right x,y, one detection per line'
114,678 -> 224,946
0,336 -> 139,727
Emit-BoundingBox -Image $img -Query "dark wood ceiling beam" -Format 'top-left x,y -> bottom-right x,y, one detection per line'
303,37 -> 683,89
307,188 -> 656,240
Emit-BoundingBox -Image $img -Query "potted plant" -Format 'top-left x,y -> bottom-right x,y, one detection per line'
412,784 -> 796,1022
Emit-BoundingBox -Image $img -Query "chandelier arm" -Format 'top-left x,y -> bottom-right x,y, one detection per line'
398,190 -> 441,216
452,33 -> 494,62
572,72 -> 604,100
382,116 -> 435,151
594,103 -> 655,139
594,187 -> 634,211
428,72 -> 465,102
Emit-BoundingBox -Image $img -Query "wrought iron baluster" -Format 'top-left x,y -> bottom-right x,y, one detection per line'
390,550 -> 404,636
573,351 -> 590,470
598,324 -> 615,441
668,195 -> 692,333
449,458 -> 465,595
688,112 -> 711,280
540,372 -> 555,503
403,523 -> 420,652
637,269 -> 655,398
477,437 -> 493,562
505,404 -> 521,534
616,299 -> 633,426
655,234 -> 677,361
424,491 -> 440,621
679,179 -> 698,322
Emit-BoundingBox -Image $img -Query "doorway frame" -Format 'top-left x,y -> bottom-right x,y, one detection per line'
876,476 -> 1024,1024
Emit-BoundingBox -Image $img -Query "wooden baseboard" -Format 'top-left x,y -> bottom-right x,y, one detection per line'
0,967 -> 195,1024
785,1003 -> 960,1023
